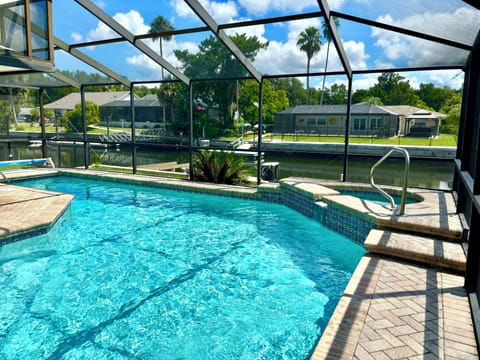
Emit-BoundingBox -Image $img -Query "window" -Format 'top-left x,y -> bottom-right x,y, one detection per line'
353,117 -> 366,130
370,118 -> 384,130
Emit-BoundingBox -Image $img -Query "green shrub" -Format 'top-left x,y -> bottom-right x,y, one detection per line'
192,150 -> 249,185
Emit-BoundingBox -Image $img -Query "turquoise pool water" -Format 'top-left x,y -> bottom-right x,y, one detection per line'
2,176 -> 364,359
339,189 -> 419,206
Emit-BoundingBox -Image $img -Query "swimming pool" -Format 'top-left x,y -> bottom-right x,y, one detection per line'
1,176 -> 364,359
338,189 -> 420,206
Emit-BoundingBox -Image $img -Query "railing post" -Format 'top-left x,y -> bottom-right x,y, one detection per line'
370,147 -> 410,215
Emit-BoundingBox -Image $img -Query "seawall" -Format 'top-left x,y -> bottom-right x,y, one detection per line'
260,141 -> 456,160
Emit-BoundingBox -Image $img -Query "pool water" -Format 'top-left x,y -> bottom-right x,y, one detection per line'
1,176 -> 364,359
339,189 -> 419,206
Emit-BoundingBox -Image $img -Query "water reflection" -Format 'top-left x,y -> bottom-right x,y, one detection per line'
1,142 -> 453,190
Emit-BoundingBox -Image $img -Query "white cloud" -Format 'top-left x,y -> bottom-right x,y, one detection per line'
126,38 -> 199,80
224,23 -> 267,43
352,75 -> 378,91
372,7 -> 480,68
171,0 -> 238,23
287,18 -> 322,42
93,1 -> 106,8
253,27 -> 369,84
86,10 -> 150,42
403,70 -> 465,90
350,70 -> 465,92
238,0 -> 315,16
71,32 -> 83,42
238,0 -> 347,15
343,41 -> 369,71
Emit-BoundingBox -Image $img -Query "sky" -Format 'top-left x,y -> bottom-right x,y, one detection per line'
51,0 -> 480,91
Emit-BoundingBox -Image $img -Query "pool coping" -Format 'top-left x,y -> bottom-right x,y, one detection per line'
0,168 -> 474,358
0,173 -> 73,244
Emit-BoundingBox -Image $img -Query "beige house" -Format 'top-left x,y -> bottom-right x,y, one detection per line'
381,105 -> 446,137
44,91 -> 132,118
274,104 -> 445,138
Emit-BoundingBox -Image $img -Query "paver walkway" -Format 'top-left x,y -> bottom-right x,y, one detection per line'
312,254 -> 477,359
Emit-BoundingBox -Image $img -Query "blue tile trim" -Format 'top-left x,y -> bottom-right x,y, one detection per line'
314,202 -> 374,245
1,228 -> 49,246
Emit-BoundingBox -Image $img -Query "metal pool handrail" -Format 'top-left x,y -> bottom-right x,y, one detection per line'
0,157 -> 56,184
369,147 -> 410,215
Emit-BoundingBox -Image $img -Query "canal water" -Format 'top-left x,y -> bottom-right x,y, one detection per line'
1,141 -> 454,190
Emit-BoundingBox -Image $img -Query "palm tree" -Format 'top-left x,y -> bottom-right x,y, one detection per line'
320,17 -> 340,105
148,16 -> 174,81
297,27 -> 322,105
149,16 -> 174,130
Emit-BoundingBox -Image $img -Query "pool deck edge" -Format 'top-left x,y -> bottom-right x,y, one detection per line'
0,180 -> 73,244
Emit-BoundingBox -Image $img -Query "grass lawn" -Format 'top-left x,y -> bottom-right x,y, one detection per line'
10,124 -> 457,147
13,124 -> 59,132
239,133 -> 458,147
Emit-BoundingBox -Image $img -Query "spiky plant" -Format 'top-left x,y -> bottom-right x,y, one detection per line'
192,150 -> 249,185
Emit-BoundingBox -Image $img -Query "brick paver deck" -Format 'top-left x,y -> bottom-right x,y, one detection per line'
0,176 -> 73,242
312,255 -> 477,359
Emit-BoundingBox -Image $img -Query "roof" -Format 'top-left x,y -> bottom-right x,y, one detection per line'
44,92 -> 131,110
277,104 -> 397,116
102,94 -> 162,108
381,105 -> 446,118
276,104 -> 447,118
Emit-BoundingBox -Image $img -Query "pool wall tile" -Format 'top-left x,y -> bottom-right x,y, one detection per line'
314,201 -> 375,244
16,170 -> 373,246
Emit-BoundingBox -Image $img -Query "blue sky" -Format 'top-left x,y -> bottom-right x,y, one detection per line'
51,0 -> 480,91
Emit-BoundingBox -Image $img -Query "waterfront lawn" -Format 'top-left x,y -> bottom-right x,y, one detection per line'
241,133 -> 457,147
10,123 -> 457,147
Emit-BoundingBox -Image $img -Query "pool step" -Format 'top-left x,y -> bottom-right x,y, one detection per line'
364,229 -> 466,273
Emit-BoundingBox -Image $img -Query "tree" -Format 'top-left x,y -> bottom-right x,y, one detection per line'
63,101 -> 99,133
175,33 -> 268,129
351,88 -> 371,104
149,16 -> 174,131
157,81 -> 187,127
416,83 -> 459,112
149,16 -> 174,81
320,17 -> 340,105
239,79 -> 289,126
30,108 -> 40,122
270,78 -> 306,106
329,83 -> 348,104
297,26 -> 321,105
360,96 -> 383,105
44,109 -> 55,121
440,92 -> 461,134
370,73 -> 420,106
